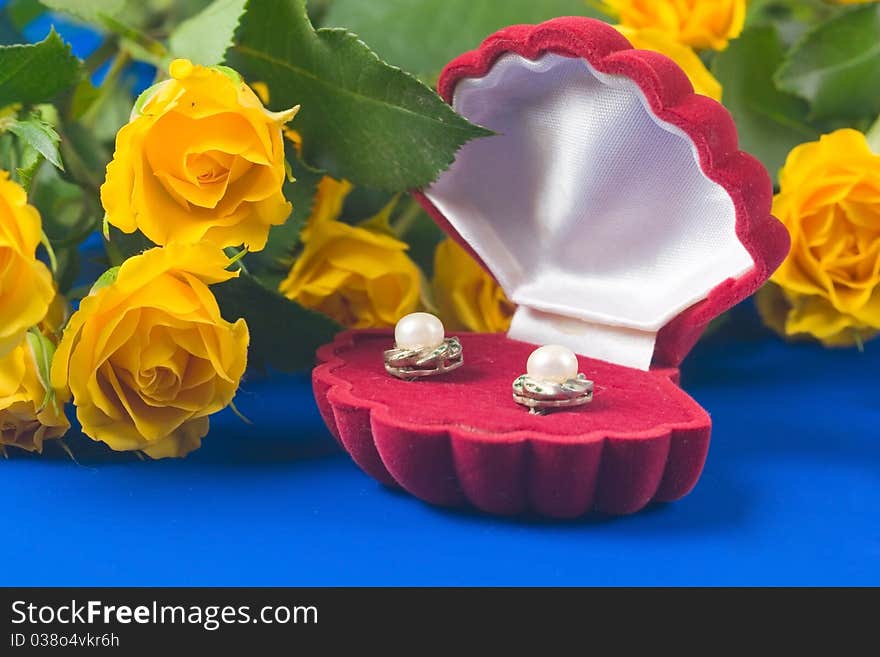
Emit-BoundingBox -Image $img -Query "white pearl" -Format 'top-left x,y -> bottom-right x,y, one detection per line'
527,345 -> 579,384
395,312 -> 445,349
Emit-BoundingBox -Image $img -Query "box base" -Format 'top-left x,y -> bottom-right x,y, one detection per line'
313,330 -> 711,517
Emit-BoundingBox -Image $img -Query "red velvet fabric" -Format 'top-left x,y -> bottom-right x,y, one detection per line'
312,18 -> 789,517
416,16 -> 790,368
314,331 -> 710,517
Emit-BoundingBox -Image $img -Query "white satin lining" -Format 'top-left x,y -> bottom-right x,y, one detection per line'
425,53 -> 754,370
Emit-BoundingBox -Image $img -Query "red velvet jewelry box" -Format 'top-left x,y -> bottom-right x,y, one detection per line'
312,17 -> 789,517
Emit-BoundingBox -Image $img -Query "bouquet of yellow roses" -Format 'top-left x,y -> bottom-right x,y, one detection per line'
1,0 -> 878,460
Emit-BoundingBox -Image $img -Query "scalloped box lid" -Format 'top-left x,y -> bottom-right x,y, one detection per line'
416,17 -> 789,370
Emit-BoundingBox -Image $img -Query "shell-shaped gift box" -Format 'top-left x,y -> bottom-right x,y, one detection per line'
313,18 -> 789,518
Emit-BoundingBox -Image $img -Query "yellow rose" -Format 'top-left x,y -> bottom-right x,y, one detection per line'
101,59 -> 298,251
602,0 -> 746,50
0,171 -> 54,357
51,242 -> 249,458
764,129 -> 880,346
615,25 -> 722,101
433,238 -> 515,333
0,337 -> 68,453
279,177 -> 421,327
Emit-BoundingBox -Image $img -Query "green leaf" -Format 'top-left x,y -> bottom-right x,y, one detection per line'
53,244 -> 80,294
29,162 -> 100,246
25,328 -> 55,395
745,0 -> 836,47
1,0 -> 39,45
90,265 -> 120,294
14,141 -> 42,188
776,4 -> 880,121
0,29 -> 81,108
0,20 -> 19,47
306,0 -> 332,25
712,25 -> 818,183
323,0 -> 608,79
0,124 -> 44,188
6,0 -> 44,32
26,328 -> 59,414
68,78 -> 101,122
169,0 -> 248,66
5,114 -> 63,170
42,0 -> 168,59
58,121 -> 111,193
246,148 -> 323,285
227,0 -> 493,191
78,72 -> 137,142
214,272 -> 339,372
38,0 -> 126,24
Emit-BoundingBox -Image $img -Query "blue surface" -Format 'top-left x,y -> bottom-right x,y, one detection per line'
2,7 -> 878,587
3,311 -> 879,586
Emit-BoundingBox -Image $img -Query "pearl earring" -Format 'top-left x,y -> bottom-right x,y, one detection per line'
513,345 -> 593,414
384,312 -> 463,380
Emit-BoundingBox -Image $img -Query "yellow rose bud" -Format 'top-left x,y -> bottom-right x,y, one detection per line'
615,25 -> 722,101
39,292 -> 69,340
279,177 -> 421,327
101,59 -> 298,252
433,238 -> 515,333
51,242 -> 250,458
0,337 -> 69,453
766,129 -> 880,346
0,170 -> 55,358
602,0 -> 746,50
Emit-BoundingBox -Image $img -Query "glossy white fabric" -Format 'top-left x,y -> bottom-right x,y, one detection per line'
425,53 -> 754,369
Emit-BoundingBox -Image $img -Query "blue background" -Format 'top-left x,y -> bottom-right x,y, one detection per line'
4,306 -> 880,586
2,9 -> 879,586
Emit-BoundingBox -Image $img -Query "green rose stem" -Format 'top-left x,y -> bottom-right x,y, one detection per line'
80,51 -> 132,132
217,246 -> 254,424
851,330 -> 865,353
391,198 -> 424,237
39,230 -> 58,274
215,237 -> 254,426
82,38 -> 117,76
98,15 -> 168,64
225,247 -> 250,274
